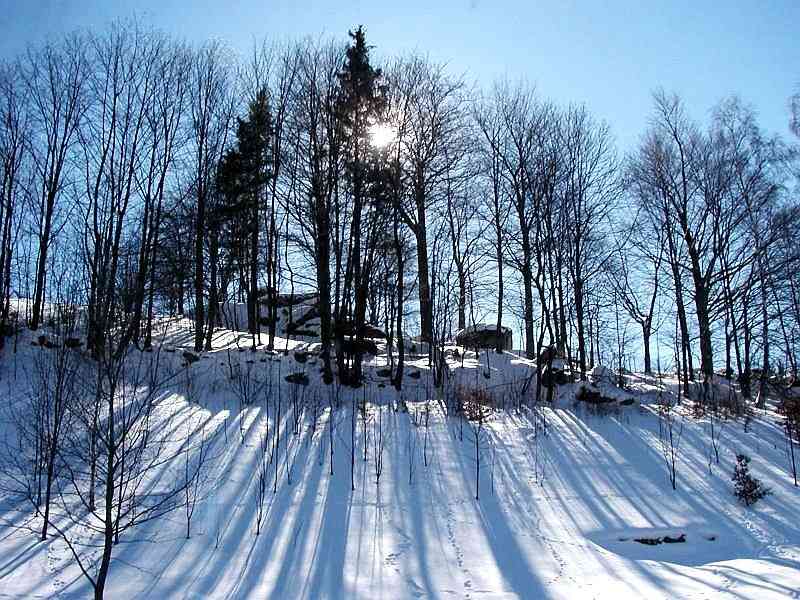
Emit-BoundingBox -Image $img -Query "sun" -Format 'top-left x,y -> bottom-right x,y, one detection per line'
368,122 -> 395,149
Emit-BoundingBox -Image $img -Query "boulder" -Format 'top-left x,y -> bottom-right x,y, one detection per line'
538,344 -> 559,365
334,320 -> 386,340
285,372 -> 310,386
64,337 -> 83,349
634,537 -> 662,546
339,337 -> 378,357
539,346 -> 570,387
455,324 -> 512,351
590,364 -> 615,386
541,363 -> 569,387
261,291 -> 318,308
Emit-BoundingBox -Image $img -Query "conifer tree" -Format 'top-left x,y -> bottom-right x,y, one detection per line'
334,26 -> 386,383
216,89 -> 273,346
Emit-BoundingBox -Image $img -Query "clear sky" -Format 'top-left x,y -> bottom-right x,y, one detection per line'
1,0 -> 798,151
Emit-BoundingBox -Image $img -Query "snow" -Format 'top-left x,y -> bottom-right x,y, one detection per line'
0,315 -> 798,599
590,364 -> 615,384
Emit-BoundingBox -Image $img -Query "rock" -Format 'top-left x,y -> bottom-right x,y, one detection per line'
266,291 -> 319,308
339,337 -> 378,357
287,327 -> 319,337
634,537 -> 661,546
182,351 -> 200,364
538,344 -> 559,365
576,385 -> 612,404
455,324 -> 512,351
538,346 -> 571,387
333,320 -> 387,340
285,372 -> 309,386
590,364 -> 615,385
541,365 -> 569,387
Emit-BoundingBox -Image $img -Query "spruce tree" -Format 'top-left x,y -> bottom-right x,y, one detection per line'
334,26 -> 386,384
216,89 -> 273,343
732,454 -> 771,506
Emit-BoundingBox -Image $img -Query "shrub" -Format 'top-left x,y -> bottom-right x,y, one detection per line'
455,385 -> 494,422
732,454 -> 771,506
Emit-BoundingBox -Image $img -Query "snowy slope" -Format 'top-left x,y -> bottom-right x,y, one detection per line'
0,319 -> 798,599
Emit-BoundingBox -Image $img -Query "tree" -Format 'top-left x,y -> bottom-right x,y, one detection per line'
23,34 -> 87,330
392,56 -> 469,349
187,41 -> 235,351
608,224 -> 664,375
475,103 -> 512,354
334,26 -> 386,384
288,38 -> 346,380
474,83 -> 553,359
3,287 -> 81,541
216,88 -> 273,348
560,104 -> 618,377
79,23 -> 160,358
630,91 -> 743,389
0,60 -> 29,348
732,454 -> 771,506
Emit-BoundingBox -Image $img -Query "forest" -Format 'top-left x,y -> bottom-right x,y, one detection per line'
1,22 -> 798,391
0,20 -> 799,600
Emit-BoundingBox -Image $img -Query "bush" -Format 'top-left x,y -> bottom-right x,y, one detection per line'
454,386 -> 494,422
732,454 -> 771,506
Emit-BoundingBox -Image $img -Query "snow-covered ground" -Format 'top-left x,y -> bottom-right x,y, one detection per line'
0,318 -> 798,599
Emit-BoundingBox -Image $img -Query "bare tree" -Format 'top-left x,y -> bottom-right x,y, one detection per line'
187,41 -> 235,352
394,56 -> 469,348
23,34 -> 88,330
560,104 -> 618,377
0,60 -> 30,347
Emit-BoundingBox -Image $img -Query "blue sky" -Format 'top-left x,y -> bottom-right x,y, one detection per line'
1,0 -> 798,150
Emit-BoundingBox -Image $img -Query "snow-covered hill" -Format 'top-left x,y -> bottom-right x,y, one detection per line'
0,319 -> 798,599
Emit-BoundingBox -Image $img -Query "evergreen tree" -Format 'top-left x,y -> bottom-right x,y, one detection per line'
216,89 -> 274,344
334,26 -> 387,383
732,454 -> 771,506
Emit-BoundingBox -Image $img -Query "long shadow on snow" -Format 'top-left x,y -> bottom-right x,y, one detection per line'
445,413 -> 551,598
